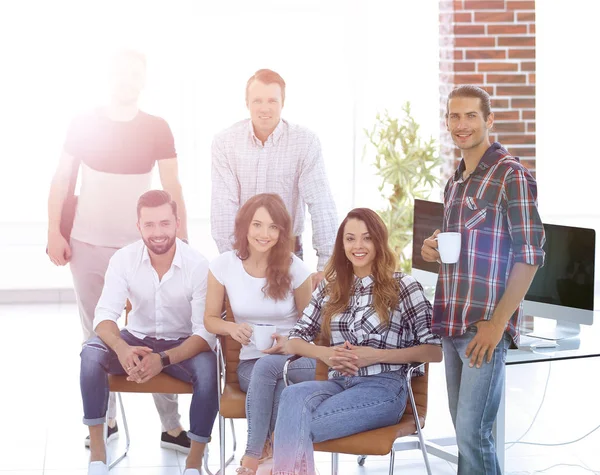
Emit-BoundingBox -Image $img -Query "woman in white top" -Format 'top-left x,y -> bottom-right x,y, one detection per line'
204,193 -> 315,475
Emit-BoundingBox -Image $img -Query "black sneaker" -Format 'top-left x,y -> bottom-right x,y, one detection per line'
84,422 -> 119,448
160,430 -> 191,454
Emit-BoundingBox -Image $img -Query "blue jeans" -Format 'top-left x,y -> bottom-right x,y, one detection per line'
237,355 -> 316,459
443,326 -> 511,475
80,330 -> 219,443
272,370 -> 407,475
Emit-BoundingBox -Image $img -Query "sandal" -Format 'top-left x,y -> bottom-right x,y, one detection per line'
235,468 -> 256,475
259,435 -> 273,464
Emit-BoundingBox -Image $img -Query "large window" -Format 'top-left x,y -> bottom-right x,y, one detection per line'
0,0 -> 440,290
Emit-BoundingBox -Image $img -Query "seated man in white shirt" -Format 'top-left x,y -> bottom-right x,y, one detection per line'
80,190 -> 217,475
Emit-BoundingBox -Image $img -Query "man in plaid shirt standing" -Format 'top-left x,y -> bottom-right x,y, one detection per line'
422,85 -> 545,474
210,69 -> 338,289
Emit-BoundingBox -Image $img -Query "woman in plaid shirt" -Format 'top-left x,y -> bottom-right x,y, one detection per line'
270,208 -> 442,475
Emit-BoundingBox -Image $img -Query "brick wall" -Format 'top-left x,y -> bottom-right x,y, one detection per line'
439,0 -> 536,177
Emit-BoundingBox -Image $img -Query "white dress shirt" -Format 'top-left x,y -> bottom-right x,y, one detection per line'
94,238 -> 216,348
210,119 -> 338,270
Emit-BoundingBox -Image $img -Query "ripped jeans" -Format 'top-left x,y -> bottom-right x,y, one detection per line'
80,330 -> 218,443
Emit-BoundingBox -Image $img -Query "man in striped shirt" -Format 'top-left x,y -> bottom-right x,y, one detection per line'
421,85 -> 545,475
210,69 -> 338,288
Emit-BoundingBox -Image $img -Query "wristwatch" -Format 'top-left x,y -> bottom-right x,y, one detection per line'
158,351 -> 171,368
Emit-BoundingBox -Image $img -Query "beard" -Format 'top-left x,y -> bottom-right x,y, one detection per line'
143,234 -> 176,255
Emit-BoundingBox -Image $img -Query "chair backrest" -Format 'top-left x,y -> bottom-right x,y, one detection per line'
221,298 -> 242,385
315,360 -> 429,424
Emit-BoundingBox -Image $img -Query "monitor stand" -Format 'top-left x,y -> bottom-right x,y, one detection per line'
526,321 -> 581,341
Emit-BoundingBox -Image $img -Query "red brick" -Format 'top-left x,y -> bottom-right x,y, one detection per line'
466,49 -> 506,59
522,110 -> 535,120
456,36 -> 496,47
454,24 -> 485,35
454,12 -> 473,22
528,73 -> 536,84
455,62 -> 477,72
498,36 -> 536,47
487,24 -> 528,35
508,49 -> 535,59
529,23 -> 535,34
487,73 -> 527,83
507,1 -> 535,9
497,85 -> 535,95
501,134 -> 536,145
465,0 -> 505,9
454,73 -> 485,84
455,50 -> 464,60
475,12 -> 515,22
494,111 -> 520,121
512,98 -> 535,108
508,147 -> 536,157
521,61 -> 536,71
492,99 -> 510,108
478,62 -> 519,72
493,122 -> 526,133
481,85 -> 495,95
517,12 -> 535,21
527,122 -> 536,133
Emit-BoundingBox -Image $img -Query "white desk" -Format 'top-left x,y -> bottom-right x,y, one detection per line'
416,320 -> 600,473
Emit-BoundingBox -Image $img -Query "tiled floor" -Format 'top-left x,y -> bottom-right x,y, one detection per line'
1,303 -> 599,474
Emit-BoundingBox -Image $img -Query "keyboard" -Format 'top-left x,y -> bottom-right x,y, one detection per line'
517,334 -> 559,349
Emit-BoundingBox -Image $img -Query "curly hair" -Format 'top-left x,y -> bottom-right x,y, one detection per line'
232,193 -> 293,300
320,208 -> 400,343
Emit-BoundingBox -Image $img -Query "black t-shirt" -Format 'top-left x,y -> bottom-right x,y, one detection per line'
64,109 -> 177,173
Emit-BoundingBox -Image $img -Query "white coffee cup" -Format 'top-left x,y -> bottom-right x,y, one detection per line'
436,232 -> 461,264
251,323 -> 276,351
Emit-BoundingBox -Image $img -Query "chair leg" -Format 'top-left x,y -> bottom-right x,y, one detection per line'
219,415 -> 226,474
331,452 -> 339,475
230,418 -> 237,452
217,416 -> 237,475
108,393 -> 130,470
407,381 -> 432,475
388,448 -> 396,475
203,443 -> 215,475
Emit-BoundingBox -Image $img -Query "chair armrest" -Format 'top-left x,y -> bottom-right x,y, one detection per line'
406,362 -> 426,381
283,354 -> 303,387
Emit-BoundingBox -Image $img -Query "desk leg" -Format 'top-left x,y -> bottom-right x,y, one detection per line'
494,377 -> 506,474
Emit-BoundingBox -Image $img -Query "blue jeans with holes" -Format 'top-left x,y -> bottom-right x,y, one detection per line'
80,330 -> 219,443
237,355 -> 316,459
443,326 -> 511,475
272,370 -> 407,475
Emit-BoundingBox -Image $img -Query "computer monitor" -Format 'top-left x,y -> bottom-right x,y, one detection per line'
411,199 -> 443,289
411,199 -> 596,340
524,223 -> 595,340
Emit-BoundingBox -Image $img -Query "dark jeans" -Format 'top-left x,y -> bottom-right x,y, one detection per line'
80,330 -> 218,443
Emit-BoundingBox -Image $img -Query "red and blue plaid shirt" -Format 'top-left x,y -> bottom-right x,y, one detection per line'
432,142 -> 546,343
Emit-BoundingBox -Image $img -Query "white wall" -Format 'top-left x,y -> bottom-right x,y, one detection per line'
0,0 -> 440,288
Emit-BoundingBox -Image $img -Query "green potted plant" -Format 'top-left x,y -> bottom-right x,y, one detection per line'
365,102 -> 443,273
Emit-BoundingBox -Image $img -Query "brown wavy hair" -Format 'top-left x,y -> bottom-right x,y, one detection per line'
320,208 -> 400,343
233,193 -> 293,300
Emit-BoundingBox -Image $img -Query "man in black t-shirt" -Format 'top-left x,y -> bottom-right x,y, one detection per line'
47,50 -> 192,455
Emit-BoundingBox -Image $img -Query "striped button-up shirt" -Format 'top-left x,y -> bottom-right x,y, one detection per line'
432,142 -> 546,343
210,119 -> 338,270
289,273 -> 441,378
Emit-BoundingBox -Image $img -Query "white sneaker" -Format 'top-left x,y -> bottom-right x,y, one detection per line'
183,469 -> 201,475
88,461 -> 109,475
